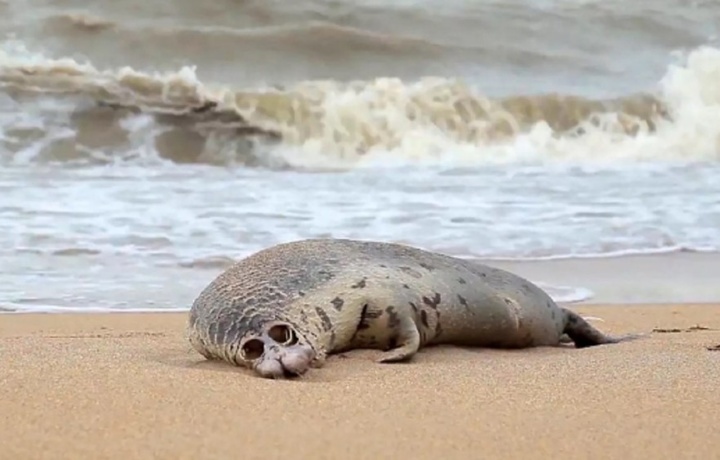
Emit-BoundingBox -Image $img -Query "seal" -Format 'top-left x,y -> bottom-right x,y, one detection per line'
187,238 -> 641,379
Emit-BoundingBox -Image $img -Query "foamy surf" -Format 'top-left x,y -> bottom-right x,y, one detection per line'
1,41 -> 719,169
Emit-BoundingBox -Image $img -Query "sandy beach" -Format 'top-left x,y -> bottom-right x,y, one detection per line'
1,303 -> 719,460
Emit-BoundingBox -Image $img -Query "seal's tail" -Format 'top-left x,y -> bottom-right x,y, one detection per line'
558,315 -> 608,344
561,308 -> 647,348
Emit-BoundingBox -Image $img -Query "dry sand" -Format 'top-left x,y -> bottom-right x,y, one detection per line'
1,304 -> 719,460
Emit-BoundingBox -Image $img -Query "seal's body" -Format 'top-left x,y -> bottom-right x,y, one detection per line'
188,239 -> 637,379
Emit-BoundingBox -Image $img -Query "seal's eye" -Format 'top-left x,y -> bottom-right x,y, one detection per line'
268,324 -> 298,346
240,339 -> 264,361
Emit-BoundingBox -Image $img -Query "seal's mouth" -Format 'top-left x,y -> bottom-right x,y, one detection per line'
251,353 -> 313,379
238,323 -> 316,379
280,362 -> 306,379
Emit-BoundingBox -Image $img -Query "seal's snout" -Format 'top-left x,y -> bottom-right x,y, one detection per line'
278,345 -> 316,376
252,344 -> 315,379
239,322 -> 316,379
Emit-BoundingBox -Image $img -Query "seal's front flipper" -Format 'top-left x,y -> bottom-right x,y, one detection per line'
562,308 -> 646,348
377,314 -> 421,363
559,333 -> 573,344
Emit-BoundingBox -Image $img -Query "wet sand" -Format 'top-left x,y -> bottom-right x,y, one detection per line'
1,304 -> 719,459
488,252 -> 720,304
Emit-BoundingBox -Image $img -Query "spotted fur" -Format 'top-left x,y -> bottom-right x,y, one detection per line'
187,238 -> 640,367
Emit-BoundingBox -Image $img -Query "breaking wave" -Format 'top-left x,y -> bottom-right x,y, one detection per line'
0,40 -> 719,170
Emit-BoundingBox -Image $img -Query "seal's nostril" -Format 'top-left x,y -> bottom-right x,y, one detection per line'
240,339 -> 265,361
268,324 -> 298,346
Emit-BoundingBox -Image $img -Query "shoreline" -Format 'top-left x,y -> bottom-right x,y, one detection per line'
2,300 -> 719,316
2,252 -> 718,314
1,303 -> 719,459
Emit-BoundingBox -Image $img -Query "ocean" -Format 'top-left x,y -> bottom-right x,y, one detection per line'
1,0 -> 719,312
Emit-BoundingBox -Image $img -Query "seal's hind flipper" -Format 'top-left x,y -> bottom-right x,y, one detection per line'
562,308 -> 645,348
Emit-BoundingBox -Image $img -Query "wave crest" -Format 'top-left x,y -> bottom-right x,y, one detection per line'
0,41 -> 718,169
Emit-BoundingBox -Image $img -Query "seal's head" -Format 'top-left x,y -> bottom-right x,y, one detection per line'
237,320 -> 316,379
